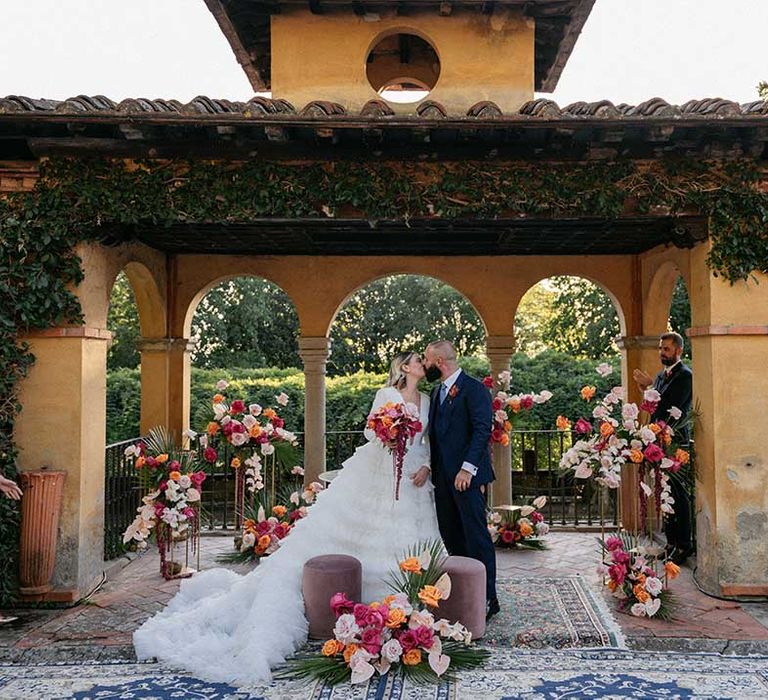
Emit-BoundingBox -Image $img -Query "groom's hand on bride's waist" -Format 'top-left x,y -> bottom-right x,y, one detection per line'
454,468 -> 473,492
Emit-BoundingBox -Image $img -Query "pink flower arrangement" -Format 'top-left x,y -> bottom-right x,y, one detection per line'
366,401 -> 422,500
487,496 -> 549,550
484,371 -> 552,446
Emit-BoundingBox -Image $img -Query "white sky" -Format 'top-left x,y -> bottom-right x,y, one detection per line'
0,0 -> 766,107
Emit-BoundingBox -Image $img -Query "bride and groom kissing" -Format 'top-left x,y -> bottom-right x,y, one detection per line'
134,340 -> 499,685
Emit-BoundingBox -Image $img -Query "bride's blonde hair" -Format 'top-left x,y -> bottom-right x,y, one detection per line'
387,351 -> 419,389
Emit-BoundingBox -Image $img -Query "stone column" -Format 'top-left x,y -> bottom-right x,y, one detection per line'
15,327 -> 112,601
687,245 -> 768,596
486,335 -> 515,507
299,337 -> 331,485
135,338 -> 172,436
166,338 -> 195,441
616,334 -> 662,532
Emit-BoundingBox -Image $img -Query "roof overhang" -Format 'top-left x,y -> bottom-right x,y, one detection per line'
203,0 -> 596,92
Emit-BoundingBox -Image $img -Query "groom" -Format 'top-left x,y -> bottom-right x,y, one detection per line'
423,340 -> 499,620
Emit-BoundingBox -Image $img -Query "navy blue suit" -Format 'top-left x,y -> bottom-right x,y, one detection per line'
428,371 -> 497,601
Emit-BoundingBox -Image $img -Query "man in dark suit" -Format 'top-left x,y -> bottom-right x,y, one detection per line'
633,331 -> 694,565
423,340 -> 499,620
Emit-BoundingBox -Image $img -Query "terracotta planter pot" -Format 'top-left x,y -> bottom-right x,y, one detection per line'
18,470 -> 66,595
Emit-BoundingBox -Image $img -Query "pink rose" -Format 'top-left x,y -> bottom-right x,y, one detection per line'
398,629 -> 418,652
520,395 -> 534,410
203,447 -> 218,463
612,550 -> 630,565
190,471 -> 206,487
501,529 -> 515,544
574,418 -> 593,435
256,520 -> 273,535
230,399 -> 245,414
183,507 -> 196,519
353,603 -> 371,626
167,460 -> 180,471
482,376 -> 494,388
154,503 -> 165,518
643,444 -> 665,463
330,592 -> 355,617
531,511 -> 544,524
361,627 -> 383,655
492,397 -> 503,411
413,625 -> 434,649
608,564 -> 626,584
604,535 -> 623,551
640,400 -> 658,413
271,417 -> 285,429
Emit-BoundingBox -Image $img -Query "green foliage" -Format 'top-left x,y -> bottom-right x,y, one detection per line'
329,275 -> 485,375
759,81 -> 768,100
107,271 -> 141,370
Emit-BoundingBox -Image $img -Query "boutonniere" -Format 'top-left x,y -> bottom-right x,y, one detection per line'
448,385 -> 459,400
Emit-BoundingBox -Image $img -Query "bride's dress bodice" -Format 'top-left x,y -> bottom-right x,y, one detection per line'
133,384 -> 440,686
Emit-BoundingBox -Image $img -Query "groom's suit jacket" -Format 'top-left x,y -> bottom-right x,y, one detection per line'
428,371 -> 495,487
651,362 -> 693,443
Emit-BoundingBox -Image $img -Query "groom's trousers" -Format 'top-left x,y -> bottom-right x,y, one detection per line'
434,470 -> 497,602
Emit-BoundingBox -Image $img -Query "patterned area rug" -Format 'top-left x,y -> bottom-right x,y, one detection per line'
3,649 -> 768,699
486,575 -> 625,649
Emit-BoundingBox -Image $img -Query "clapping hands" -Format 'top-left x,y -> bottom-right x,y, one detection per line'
0,475 -> 22,500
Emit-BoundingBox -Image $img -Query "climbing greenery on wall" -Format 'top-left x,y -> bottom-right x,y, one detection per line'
0,156 -> 766,602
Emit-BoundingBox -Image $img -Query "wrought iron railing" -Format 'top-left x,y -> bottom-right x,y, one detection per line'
104,438 -> 143,560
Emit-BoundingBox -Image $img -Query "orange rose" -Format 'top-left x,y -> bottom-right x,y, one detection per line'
675,448 -> 690,465
402,649 -> 422,666
556,415 -> 572,431
629,449 -> 644,464
518,521 -> 534,537
382,595 -> 396,605
607,579 -> 619,592
135,456 -> 146,469
230,457 -> 241,469
633,585 -> 650,603
263,408 -> 277,420
258,534 -> 271,549
272,505 -> 287,518
648,423 -> 661,434
580,385 -> 597,401
500,433 -> 510,447
207,421 -> 220,436
168,470 -> 181,481
249,424 -> 262,438
663,433 -> 672,445
599,422 -> 614,438
385,607 -> 407,628
212,393 -> 225,404
399,557 -> 422,574
243,518 -> 257,533
156,454 -> 169,463
665,561 -> 681,580
507,398 -> 521,413
418,585 -> 442,608
343,643 -> 359,665
322,639 -> 343,656
503,420 -> 512,432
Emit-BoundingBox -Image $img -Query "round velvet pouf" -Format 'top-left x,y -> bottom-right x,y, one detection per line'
302,554 -> 362,639
433,555 -> 487,640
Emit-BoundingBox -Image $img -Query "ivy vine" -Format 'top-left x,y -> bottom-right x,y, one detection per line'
0,156 -> 766,602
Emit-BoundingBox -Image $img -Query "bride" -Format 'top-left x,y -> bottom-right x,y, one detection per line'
133,351 -> 441,685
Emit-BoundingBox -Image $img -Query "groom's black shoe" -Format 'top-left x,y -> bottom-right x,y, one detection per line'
486,597 -> 500,621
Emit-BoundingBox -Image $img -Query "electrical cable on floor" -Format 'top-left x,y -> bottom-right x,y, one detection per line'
691,565 -> 768,604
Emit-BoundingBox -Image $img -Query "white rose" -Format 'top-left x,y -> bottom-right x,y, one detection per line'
242,414 -> 257,430
535,390 -> 553,403
249,403 -> 262,416
216,379 -> 229,391
380,639 -> 403,662
182,428 -> 197,440
645,577 -> 663,596
643,388 -> 661,404
199,434 -> 208,449
276,392 -> 289,406
333,614 -> 360,645
291,466 -> 305,476
178,474 -> 192,489
260,442 -> 275,456
241,532 -> 256,549
230,432 -> 248,447
639,426 -> 656,445
630,603 -> 647,617
668,406 -> 683,421
596,362 -> 613,377
213,404 -> 227,420
622,403 -> 639,421
185,488 -> 200,503
494,409 -> 507,423
535,522 -> 550,536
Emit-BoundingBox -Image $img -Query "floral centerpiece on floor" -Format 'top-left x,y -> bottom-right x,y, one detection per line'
483,371 -> 552,445
598,533 -> 679,619
366,401 -> 423,500
279,541 -> 489,685
487,496 -> 549,550
122,427 -> 207,579
218,466 -> 325,563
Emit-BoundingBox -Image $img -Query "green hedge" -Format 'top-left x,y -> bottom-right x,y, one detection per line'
106,352 -> 623,444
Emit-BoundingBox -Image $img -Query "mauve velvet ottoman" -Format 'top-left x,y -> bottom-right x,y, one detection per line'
434,555 -> 486,639
302,554 -> 362,639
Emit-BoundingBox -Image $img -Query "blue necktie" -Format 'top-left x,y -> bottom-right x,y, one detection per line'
440,383 -> 448,404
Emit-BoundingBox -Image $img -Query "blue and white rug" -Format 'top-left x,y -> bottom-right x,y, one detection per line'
3,649 -> 768,699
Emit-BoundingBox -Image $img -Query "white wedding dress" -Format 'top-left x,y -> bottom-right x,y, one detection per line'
133,387 -> 440,685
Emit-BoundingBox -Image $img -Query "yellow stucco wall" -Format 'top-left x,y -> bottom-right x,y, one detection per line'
270,8 -> 534,114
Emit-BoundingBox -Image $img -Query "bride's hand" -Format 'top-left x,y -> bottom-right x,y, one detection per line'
410,466 -> 430,488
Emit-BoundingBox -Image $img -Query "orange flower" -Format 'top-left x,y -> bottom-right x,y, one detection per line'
257,534 -> 271,549
665,561 -> 681,580
503,420 -> 512,432
386,607 -> 407,628
675,448 -> 690,465
230,457 -> 241,469
648,423 -> 662,434
399,557 -> 422,574
156,454 -> 169,464
249,424 -> 262,438
263,408 -> 277,420
663,433 -> 672,445
322,639 -> 343,656
272,505 -> 287,518
418,585 -> 442,608
580,385 -> 597,401
629,449 -> 644,464
500,433 -> 510,447
343,643 -> 359,665
207,421 -> 220,436
635,572 -> 647,584
135,456 -> 146,469
402,649 -> 422,666
243,518 -> 257,533
607,579 -> 619,592
518,521 -> 534,537
633,585 -> 650,603
556,415 -> 572,431
212,393 -> 225,404
599,422 -> 615,438
507,398 -> 521,413
168,470 -> 181,481
382,594 -> 396,605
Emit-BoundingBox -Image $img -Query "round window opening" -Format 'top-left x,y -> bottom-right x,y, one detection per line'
366,33 -> 440,104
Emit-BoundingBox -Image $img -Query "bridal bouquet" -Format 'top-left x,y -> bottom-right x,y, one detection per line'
483,371 -> 552,445
598,533 -> 679,619
487,496 -> 549,550
366,401 -> 423,500
122,427 -> 207,579
279,541 -> 489,685
557,372 -> 691,522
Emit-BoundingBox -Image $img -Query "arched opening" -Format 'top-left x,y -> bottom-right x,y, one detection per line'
512,275 -> 624,527
669,275 -> 692,361
366,32 -> 440,104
